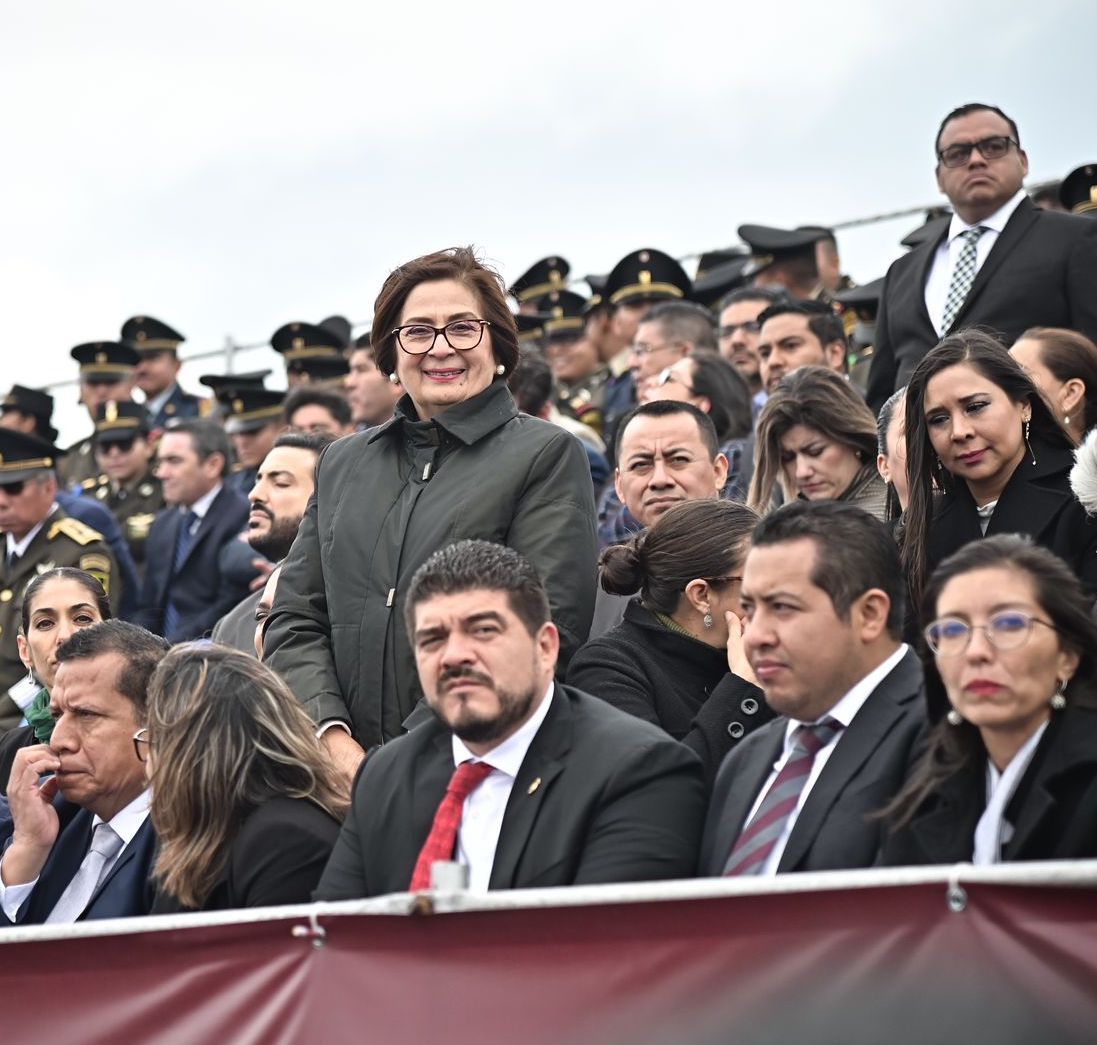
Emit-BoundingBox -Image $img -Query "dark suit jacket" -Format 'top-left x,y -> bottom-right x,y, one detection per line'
881,706 -> 1097,865
153,797 -> 341,912
700,648 -> 926,875
316,683 -> 706,899
147,383 -> 204,431
4,808 -> 157,925
210,589 -> 264,654
136,485 -> 253,642
867,198 -> 1097,411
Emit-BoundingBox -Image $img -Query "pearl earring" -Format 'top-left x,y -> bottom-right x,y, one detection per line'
947,709 -> 963,726
1064,415 -> 1071,426
388,373 -> 399,385
495,363 -> 506,376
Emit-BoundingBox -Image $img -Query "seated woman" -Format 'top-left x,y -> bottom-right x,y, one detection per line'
566,499 -> 775,786
901,329 -> 1097,618
882,535 -> 1097,864
0,568 -> 111,792
1009,326 -> 1097,445
748,365 -> 887,520
144,644 -> 349,911
876,386 -> 909,524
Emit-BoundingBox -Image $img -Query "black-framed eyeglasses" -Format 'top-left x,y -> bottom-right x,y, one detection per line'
391,319 -> 491,355
0,481 -> 26,496
924,611 -> 1058,657
937,135 -> 1019,169
655,366 -> 695,394
133,727 -> 151,763
718,320 -> 761,339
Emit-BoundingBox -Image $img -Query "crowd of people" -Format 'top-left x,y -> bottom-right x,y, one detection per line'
0,101 -> 1096,926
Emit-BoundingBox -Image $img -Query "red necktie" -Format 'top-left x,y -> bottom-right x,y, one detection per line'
409,760 -> 495,892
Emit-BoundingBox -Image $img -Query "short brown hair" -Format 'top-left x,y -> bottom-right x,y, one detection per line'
371,247 -> 519,379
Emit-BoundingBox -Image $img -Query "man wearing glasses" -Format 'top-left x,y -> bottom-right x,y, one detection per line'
867,102 -> 1097,412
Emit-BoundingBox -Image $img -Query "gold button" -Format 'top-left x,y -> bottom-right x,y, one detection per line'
0,590 -> 11,603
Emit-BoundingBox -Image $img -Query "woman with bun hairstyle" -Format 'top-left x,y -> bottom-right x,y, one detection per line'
1009,326 -> 1097,445
566,499 -> 775,786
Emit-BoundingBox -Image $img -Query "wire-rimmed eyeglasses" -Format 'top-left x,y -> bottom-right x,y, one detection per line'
924,611 -> 1058,657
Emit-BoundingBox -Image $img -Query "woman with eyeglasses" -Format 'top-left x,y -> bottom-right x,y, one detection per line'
0,568 -> 111,793
566,499 -> 775,786
642,350 -> 755,501
144,644 -> 349,911
901,330 -> 1097,622
748,366 -> 888,520
264,248 -> 598,781
881,535 -> 1097,864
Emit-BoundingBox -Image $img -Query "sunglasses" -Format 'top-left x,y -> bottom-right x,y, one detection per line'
0,480 -> 26,496
96,438 -> 137,454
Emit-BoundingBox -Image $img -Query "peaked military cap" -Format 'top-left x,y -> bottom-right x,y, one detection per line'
121,316 -> 186,354
198,370 -> 271,397
285,353 -> 350,384
834,277 -> 884,316
70,342 -> 140,381
539,290 -> 589,341
1,385 -> 54,424
319,315 -> 353,348
900,209 -> 952,249
583,273 -> 609,315
217,387 -> 286,434
271,321 -> 346,364
604,248 -> 692,308
515,313 -> 545,344
1060,164 -> 1097,216
0,429 -> 65,484
353,329 -> 372,350
737,225 -> 831,275
692,248 -> 757,307
93,401 -> 153,443
508,256 -> 570,305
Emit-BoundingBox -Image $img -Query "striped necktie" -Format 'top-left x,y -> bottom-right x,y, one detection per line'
723,717 -> 844,876
940,226 -> 988,332
162,510 -> 197,639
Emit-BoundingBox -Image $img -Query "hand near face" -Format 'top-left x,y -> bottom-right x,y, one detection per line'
2,744 -> 62,886
725,610 -> 758,686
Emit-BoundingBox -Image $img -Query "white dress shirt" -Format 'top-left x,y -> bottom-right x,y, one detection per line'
5,503 -> 59,561
743,644 -> 909,875
0,789 -> 152,920
186,482 -> 222,524
144,384 -> 177,420
973,719 -> 1048,865
451,682 -> 555,892
924,188 -> 1028,336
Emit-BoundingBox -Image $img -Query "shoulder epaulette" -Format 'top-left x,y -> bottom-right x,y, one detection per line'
48,516 -> 105,547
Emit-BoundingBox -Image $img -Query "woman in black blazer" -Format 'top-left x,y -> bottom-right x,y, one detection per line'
901,330 -> 1097,623
143,645 -> 349,911
566,499 -> 775,786
882,535 -> 1097,865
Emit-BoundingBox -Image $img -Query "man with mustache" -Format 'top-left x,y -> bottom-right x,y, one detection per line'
316,540 -> 705,898
211,432 -> 332,653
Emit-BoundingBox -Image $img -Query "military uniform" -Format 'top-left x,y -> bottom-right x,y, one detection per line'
120,316 -> 209,429
59,436 -> 99,490
82,470 -> 162,572
271,321 -> 348,388
556,368 -> 609,439
144,383 -> 207,430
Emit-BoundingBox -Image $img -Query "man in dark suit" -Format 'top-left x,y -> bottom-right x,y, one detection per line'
866,103 -> 1097,413
701,501 -> 925,876
0,621 -> 168,924
137,420 -> 255,642
316,540 -> 705,898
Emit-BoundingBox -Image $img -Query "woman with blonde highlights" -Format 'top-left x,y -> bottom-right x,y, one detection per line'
147,644 -> 348,911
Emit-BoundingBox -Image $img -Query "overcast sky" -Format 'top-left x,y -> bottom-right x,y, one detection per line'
1,0 -> 1088,442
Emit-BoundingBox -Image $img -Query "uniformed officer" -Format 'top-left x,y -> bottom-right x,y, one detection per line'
542,290 -> 609,440
0,385 -> 58,443
738,224 -> 853,302
121,315 -> 208,429
271,321 -> 347,389
0,429 -> 118,729
508,256 -> 570,315
1060,164 -> 1097,218
515,313 -> 546,350
216,387 -> 286,495
82,402 -> 164,576
834,277 -> 885,393
61,342 -> 139,490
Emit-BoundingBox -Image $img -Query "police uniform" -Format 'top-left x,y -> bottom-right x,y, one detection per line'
271,321 -> 348,388
121,315 -> 208,429
0,431 -> 117,730
217,387 -> 286,495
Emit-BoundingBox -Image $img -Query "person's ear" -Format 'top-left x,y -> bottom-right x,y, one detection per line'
853,588 -> 891,642
877,452 -> 891,484
682,578 -> 711,617
1060,378 -> 1086,419
537,621 -> 560,666
825,340 -> 847,373
712,451 -> 729,491
16,633 -> 32,674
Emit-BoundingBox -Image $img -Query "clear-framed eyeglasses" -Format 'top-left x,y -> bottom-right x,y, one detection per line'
391,319 -> 491,355
924,611 -> 1058,657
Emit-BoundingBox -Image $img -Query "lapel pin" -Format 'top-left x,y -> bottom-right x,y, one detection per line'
527,777 -> 542,795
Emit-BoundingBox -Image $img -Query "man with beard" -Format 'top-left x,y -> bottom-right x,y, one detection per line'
211,432 -> 332,652
315,540 -> 704,898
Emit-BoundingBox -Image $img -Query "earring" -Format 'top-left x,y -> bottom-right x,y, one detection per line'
933,453 -> 943,471
495,363 -> 506,376
1024,417 -> 1036,465
947,709 -> 963,726
703,612 -> 714,629
1064,415 -> 1071,426
388,373 -> 399,385
1051,678 -> 1067,711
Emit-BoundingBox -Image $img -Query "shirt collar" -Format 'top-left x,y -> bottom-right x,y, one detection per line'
451,680 -> 555,777
6,503 -> 59,559
146,384 -> 177,417
370,380 -> 518,448
92,788 -> 151,845
187,482 -> 222,520
948,188 -> 1027,240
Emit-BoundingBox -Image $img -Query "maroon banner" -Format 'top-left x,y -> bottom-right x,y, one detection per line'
2,877 -> 1095,1043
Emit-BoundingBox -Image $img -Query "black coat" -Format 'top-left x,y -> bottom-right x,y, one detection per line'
152,797 -> 341,912
315,683 -> 706,899
880,706 -> 1097,865
135,485 -> 254,642
867,198 -> 1097,412
265,381 -> 598,747
566,600 -> 776,786
700,648 -> 926,875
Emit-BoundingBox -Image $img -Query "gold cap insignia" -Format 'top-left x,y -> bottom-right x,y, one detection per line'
292,337 -> 304,350
233,398 -> 244,414
639,270 -> 652,285
136,330 -> 147,341
105,401 -> 118,422
96,351 -> 107,364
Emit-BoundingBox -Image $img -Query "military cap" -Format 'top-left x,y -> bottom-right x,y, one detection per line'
217,388 -> 286,434
509,257 -> 570,306
1060,164 -> 1097,216
900,209 -> 952,249
353,329 -> 372,350
271,321 -> 346,366
1,385 -> 54,424
583,274 -> 608,315
197,370 -> 271,396
834,277 -> 885,316
70,342 -> 140,381
539,290 -> 589,341
737,225 -> 830,273
120,315 -> 186,354
319,315 -> 353,348
285,353 -> 350,384
0,429 -> 65,484
691,248 -> 757,307
604,248 -> 692,308
93,401 -> 153,444
515,313 -> 545,345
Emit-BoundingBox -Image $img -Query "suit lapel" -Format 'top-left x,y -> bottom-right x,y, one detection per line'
986,443 -> 1072,542
175,488 -> 225,572
948,197 -> 1038,332
903,766 -> 984,862
83,817 -> 151,914
711,728 -> 786,873
408,731 -> 456,875
26,810 -> 95,921
912,230 -> 947,335
488,686 -> 571,890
